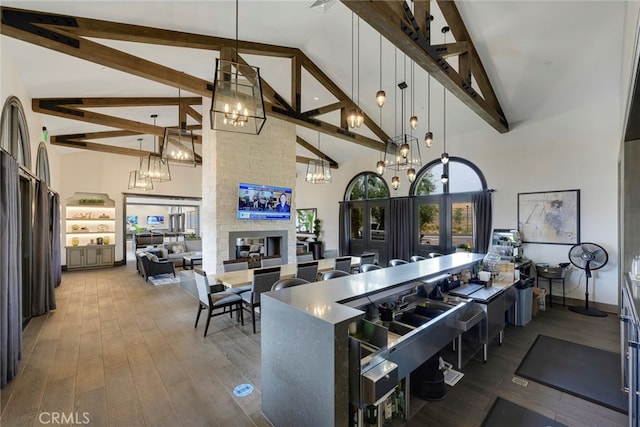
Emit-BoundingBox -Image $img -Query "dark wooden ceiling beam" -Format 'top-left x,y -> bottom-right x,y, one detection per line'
296,155 -> 339,169
340,0 -> 508,133
296,136 -> 338,168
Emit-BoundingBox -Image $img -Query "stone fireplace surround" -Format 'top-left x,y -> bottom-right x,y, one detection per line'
228,230 -> 287,261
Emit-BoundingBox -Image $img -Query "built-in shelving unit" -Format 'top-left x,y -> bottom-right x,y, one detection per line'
65,192 -> 116,270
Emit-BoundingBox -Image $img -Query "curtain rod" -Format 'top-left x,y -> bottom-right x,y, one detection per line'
1,148 -> 59,196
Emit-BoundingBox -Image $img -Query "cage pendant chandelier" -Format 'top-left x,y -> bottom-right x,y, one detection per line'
163,88 -> 197,167
210,0 -> 266,135
383,80 -> 422,185
128,138 -> 153,190
305,132 -> 332,184
146,114 -> 171,181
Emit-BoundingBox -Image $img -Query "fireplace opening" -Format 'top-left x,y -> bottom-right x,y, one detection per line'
229,230 -> 288,266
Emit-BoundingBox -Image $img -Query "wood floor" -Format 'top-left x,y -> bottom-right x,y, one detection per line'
0,264 -> 627,427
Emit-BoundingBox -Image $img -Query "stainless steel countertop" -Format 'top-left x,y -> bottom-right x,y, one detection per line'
263,252 -> 485,325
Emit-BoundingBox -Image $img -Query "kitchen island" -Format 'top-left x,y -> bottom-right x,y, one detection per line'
261,253 -> 485,427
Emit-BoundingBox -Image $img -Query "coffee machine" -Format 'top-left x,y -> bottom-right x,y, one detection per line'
489,229 -> 523,261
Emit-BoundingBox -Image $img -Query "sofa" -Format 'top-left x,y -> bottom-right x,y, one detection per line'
159,239 -> 202,267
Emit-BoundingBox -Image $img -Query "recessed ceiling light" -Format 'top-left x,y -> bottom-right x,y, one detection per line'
101,67 -> 110,72
314,96 -> 319,101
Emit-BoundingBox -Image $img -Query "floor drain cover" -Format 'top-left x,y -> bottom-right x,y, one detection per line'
233,384 -> 254,397
512,376 -> 529,387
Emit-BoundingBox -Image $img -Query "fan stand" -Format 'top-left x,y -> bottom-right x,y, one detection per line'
568,263 -> 607,317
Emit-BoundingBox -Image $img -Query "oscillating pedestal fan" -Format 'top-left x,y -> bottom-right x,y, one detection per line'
568,242 -> 609,317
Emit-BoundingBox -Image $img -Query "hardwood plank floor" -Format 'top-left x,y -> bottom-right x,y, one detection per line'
0,264 -> 627,426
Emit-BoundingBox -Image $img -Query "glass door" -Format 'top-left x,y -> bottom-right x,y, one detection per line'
346,201 -> 388,264
415,196 -> 443,256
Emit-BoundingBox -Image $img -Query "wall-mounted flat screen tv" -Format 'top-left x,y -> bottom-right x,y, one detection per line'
147,215 -> 164,225
126,215 -> 138,225
238,183 -> 292,220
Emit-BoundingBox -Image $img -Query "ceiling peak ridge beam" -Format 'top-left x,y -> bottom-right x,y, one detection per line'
2,6 -> 388,150
341,0 -> 508,133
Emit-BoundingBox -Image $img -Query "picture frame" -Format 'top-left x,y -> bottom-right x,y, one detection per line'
296,208 -> 317,234
517,189 -> 580,245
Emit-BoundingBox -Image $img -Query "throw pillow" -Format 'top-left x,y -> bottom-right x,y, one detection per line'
146,252 -> 159,262
173,244 -> 185,254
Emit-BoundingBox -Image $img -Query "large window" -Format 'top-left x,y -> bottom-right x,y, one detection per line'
35,142 -> 51,186
411,157 -> 487,254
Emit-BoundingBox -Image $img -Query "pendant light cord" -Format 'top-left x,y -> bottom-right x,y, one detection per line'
235,0 -> 239,63
427,76 -> 431,130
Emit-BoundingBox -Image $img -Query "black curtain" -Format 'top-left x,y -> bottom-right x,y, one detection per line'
1,150 -> 22,388
473,191 -> 493,253
385,197 -> 413,261
338,202 -> 349,256
31,180 -> 56,317
50,193 -> 61,287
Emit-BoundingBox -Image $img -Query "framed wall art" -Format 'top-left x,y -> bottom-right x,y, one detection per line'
296,208 -> 316,234
517,189 -> 580,245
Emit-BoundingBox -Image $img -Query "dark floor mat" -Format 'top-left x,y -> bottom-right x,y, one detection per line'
481,397 -> 567,427
516,334 -> 627,414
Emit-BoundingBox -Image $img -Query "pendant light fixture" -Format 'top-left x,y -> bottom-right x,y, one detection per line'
440,26 -> 450,171
384,77 -> 422,186
146,114 -> 171,182
163,88 -> 197,166
305,132 -> 332,184
210,0 -> 266,134
376,34 -> 386,108
424,74 -> 433,148
409,61 -> 418,130
128,138 -> 153,190
347,13 -> 364,128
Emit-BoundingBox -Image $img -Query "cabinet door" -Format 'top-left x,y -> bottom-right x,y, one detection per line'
67,248 -> 85,269
100,246 -> 114,265
85,247 -> 99,266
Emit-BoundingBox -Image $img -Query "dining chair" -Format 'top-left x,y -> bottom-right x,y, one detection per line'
296,261 -> 319,283
321,270 -> 350,280
223,259 -> 249,272
261,256 -> 283,268
271,277 -> 310,291
324,249 -> 338,259
221,259 -> 252,294
360,264 -> 383,273
194,268 -> 243,337
428,252 -> 444,258
411,255 -> 427,262
334,256 -> 352,273
388,259 -> 409,267
296,252 -> 314,263
353,253 -> 376,273
241,266 -> 281,333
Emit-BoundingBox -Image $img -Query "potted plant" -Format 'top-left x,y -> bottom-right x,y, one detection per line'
310,218 -> 324,259
456,243 -> 471,252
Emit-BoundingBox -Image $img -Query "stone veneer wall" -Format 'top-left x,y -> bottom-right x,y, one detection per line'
201,105 -> 297,274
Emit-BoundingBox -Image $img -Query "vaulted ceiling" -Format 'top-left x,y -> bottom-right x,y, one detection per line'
0,1 -> 627,169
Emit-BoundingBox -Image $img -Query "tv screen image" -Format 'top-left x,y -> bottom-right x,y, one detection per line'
238,183 -> 292,220
126,215 -> 138,225
147,215 -> 164,225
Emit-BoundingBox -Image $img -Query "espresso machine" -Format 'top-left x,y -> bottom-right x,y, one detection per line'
489,229 -> 523,262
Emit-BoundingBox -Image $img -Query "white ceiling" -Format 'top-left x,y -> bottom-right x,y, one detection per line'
1,1 -> 628,165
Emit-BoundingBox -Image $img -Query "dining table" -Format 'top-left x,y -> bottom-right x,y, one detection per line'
211,256 -> 361,289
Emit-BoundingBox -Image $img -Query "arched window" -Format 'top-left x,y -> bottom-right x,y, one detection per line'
344,172 -> 390,201
0,96 -> 32,169
35,142 -> 51,186
342,172 -> 390,263
410,157 -> 488,254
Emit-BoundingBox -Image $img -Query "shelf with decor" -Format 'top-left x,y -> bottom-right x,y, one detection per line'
65,192 -> 117,269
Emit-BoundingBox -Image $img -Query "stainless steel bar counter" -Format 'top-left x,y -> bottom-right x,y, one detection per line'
261,253 -> 484,427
